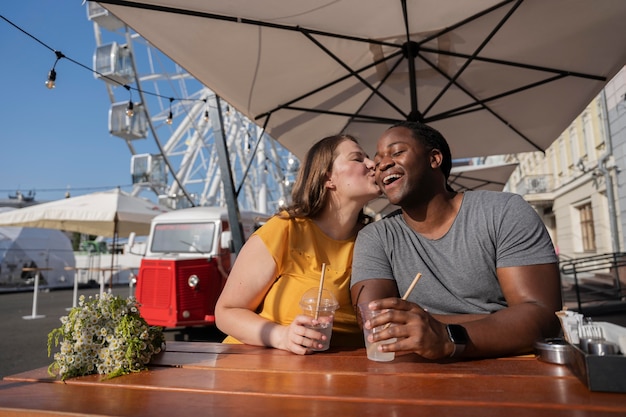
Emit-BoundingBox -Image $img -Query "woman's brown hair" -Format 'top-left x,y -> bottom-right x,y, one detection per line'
281,134 -> 371,224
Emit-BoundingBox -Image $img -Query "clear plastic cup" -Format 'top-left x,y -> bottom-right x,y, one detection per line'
299,288 -> 339,351
358,302 -> 396,362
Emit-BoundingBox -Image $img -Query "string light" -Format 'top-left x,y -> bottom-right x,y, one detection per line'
45,69 -> 56,89
166,97 -> 174,125
203,98 -> 210,122
45,50 -> 65,89
1,14 -> 216,108
124,85 -> 134,117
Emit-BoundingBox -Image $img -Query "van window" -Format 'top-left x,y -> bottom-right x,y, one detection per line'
151,222 -> 216,254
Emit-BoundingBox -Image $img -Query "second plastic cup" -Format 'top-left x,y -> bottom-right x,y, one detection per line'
358,302 -> 396,362
299,288 -> 339,351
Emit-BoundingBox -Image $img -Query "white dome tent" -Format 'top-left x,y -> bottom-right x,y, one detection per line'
0,208 -> 75,292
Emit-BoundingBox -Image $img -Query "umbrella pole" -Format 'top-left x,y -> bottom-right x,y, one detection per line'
401,0 -> 420,121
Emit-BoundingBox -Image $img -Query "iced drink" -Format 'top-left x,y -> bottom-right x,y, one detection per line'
299,288 -> 339,351
358,302 -> 396,362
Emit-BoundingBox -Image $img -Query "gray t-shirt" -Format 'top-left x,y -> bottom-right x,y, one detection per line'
351,190 -> 557,314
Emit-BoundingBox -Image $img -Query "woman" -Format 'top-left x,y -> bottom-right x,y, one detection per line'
215,134 -> 381,354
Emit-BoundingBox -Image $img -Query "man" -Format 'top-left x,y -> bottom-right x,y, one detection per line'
351,121 -> 562,360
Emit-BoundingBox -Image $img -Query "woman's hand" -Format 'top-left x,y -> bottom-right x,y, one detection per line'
278,314 -> 326,355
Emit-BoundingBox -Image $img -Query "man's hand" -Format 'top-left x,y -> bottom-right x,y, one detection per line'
363,298 -> 455,360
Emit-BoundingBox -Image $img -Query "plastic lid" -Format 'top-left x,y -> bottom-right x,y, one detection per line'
299,287 -> 339,312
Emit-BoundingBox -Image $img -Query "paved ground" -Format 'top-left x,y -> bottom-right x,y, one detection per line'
1,285 -> 624,379
0,286 -> 225,379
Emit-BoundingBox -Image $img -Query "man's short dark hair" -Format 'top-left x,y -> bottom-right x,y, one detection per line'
389,121 -> 453,187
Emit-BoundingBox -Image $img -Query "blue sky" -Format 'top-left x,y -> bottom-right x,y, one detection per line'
0,2 -> 172,203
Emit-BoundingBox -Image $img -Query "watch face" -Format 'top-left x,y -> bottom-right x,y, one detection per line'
447,324 -> 469,344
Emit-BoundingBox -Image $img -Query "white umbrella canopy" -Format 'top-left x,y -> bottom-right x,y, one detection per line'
97,0 -> 626,160
0,188 -> 169,238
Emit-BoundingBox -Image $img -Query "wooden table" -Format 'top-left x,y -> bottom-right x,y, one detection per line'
1,342 -> 626,416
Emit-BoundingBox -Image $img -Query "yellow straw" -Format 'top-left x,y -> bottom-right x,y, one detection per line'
315,263 -> 326,320
402,272 -> 422,300
383,272 -> 421,330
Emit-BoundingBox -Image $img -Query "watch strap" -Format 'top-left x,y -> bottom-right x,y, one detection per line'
446,324 -> 468,358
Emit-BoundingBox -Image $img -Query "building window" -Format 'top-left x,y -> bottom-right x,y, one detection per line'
569,126 -> 579,166
559,139 -> 566,176
579,203 -> 596,252
582,113 -> 594,159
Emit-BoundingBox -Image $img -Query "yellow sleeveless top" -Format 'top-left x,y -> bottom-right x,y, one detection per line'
223,215 -> 363,347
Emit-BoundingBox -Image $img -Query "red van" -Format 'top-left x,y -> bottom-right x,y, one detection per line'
135,207 -> 266,328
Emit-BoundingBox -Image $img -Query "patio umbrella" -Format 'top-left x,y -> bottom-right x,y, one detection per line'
95,0 -> 626,160
0,188 -> 169,292
0,188 -> 168,238
448,162 -> 518,192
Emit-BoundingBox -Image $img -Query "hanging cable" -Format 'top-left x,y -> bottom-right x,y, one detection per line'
45,50 -> 65,89
0,16 -> 208,105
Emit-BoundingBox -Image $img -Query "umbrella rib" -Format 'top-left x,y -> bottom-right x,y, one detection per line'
99,0 -> 588,84
260,42 -> 407,126
95,0 -> 398,48
280,106 -> 399,125
426,105 -> 544,154
298,28 -> 407,118
235,117 -> 272,198
422,0 -> 524,117
419,47 -> 607,82
415,0 -> 518,47
449,176 -> 496,192
451,174 -> 506,186
339,55 -> 408,132
97,0 -> 422,131
417,45 -> 559,154
428,74 -> 567,121
424,108 -> 542,154
255,49 -> 406,121
403,0 -> 572,153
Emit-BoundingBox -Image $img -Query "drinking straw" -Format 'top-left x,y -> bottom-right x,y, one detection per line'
315,263 -> 326,320
402,272 -> 422,300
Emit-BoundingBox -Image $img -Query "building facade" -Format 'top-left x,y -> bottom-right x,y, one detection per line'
507,66 -> 626,260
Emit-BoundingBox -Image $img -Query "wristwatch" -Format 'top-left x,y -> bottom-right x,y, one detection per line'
446,324 -> 469,358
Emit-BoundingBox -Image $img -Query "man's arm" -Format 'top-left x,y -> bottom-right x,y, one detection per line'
458,262 -> 562,357
362,263 -> 562,359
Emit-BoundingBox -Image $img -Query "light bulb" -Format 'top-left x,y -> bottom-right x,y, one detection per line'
166,111 -> 173,125
126,101 -> 134,117
45,69 -> 57,89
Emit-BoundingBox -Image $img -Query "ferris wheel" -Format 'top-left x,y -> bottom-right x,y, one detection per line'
85,3 -> 298,214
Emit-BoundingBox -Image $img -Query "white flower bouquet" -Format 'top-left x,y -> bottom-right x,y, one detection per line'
47,292 -> 165,380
